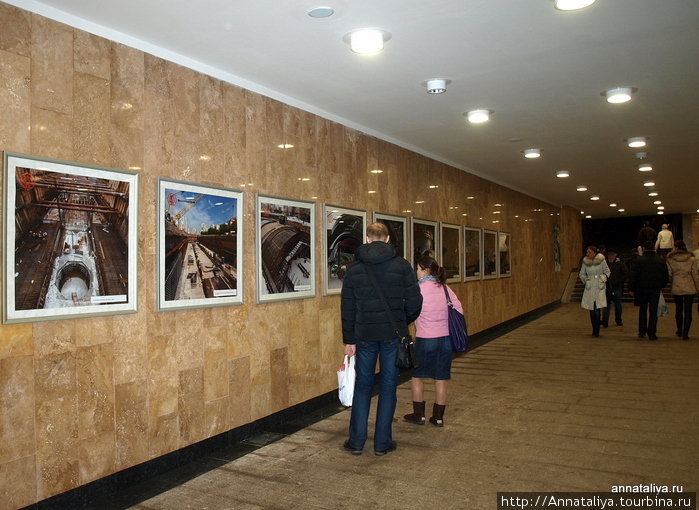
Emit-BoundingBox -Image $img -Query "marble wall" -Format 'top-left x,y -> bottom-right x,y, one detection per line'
0,3 -> 582,507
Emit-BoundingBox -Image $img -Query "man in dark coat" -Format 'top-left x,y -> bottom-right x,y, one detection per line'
602,249 -> 628,327
636,220 -> 656,256
341,222 -> 422,456
628,242 -> 669,340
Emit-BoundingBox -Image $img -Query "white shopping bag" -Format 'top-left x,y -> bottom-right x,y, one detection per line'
657,293 -> 669,317
337,354 -> 356,407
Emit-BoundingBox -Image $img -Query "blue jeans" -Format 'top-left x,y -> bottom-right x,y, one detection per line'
348,338 -> 399,451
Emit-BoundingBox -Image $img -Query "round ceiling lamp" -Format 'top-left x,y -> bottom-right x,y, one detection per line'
576,185 -> 588,192
602,87 -> 635,104
556,170 -> 570,178
648,191 -> 659,197
344,28 -> 391,54
590,195 -> 600,201
523,148 -> 541,159
627,137 -> 647,148
638,163 -> 653,172
465,109 -> 493,124
423,79 -> 450,94
643,181 -> 655,187
307,6 -> 335,18
554,0 -> 596,10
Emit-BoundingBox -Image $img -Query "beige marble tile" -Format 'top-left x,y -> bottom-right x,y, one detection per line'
0,322 -> 33,359
0,3 -> 31,56
0,355 -> 35,464
0,49 -> 30,151
76,343 -> 114,439
178,367 -> 204,446
270,347 -> 289,413
78,430 -> 115,485
0,454 -> 36,509
30,106 -> 72,161
148,412 -> 178,459
31,15 -> 73,115
34,351 -> 76,404
228,356 -> 250,428
74,31 -> 110,80
114,379 -> 148,470
204,396 -> 228,438
204,327 -> 228,402
113,313 -> 147,385
73,72 -> 110,166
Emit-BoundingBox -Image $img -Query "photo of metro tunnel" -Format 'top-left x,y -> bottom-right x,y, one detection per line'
4,153 -> 138,323
323,205 -> 366,295
157,179 -> 243,311
256,195 -> 315,303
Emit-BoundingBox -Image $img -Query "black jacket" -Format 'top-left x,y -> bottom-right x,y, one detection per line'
606,257 -> 628,290
341,241 -> 422,343
628,250 -> 669,292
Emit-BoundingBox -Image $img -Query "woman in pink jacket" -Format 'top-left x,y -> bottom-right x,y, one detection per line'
403,257 -> 464,427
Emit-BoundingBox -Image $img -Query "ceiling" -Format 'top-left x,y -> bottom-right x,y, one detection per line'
11,0 -> 699,218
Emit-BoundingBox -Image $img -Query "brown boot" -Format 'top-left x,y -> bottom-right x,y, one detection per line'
429,403 -> 446,427
403,401 -> 425,425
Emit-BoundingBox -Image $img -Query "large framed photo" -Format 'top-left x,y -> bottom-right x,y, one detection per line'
373,212 -> 408,260
256,194 -> 315,303
411,217 -> 439,268
323,204 -> 366,296
3,152 -> 138,323
157,178 -> 243,311
463,227 -> 483,281
440,223 -> 462,283
482,229 -> 498,279
498,231 -> 512,278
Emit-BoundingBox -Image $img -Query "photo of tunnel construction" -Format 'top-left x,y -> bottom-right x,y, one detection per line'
161,184 -> 241,308
10,164 -> 132,316
258,200 -> 312,298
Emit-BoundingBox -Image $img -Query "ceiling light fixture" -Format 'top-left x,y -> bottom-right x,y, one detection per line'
618,209 -> 625,212
307,6 -> 335,18
576,185 -> 588,192
585,215 -> 592,219
590,195 -> 600,201
554,0 -> 596,11
643,181 -> 655,187
465,109 -> 493,124
638,163 -> 653,172
556,170 -> 570,178
627,137 -> 647,148
657,206 -> 665,210
648,191 -> 659,197
653,200 -> 662,205
344,28 -> 391,54
634,152 -> 648,159
602,87 -> 635,104
609,203 -> 617,207
423,79 -> 450,94
277,143 -> 294,149
523,148 -> 541,159
369,169 -> 383,174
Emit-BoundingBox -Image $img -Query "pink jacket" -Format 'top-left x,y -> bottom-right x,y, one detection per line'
415,280 -> 464,338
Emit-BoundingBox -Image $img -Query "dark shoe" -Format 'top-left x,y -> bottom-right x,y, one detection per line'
649,335 -> 658,341
675,330 -> 682,337
343,440 -> 362,456
403,401 -> 426,425
374,441 -> 397,456
616,322 -> 623,326
429,403 -> 446,427
601,323 -> 608,328
592,333 -> 599,337
638,333 -> 646,339
682,335 -> 689,340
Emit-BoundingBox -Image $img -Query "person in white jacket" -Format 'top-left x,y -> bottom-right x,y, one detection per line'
655,224 -> 674,260
579,246 -> 611,337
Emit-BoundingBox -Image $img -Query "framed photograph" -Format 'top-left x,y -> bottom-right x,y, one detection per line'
157,178 -> 243,311
373,212 -> 408,260
482,229 -> 498,279
3,152 -> 138,324
323,204 -> 366,296
440,223 -> 462,283
498,231 -> 512,278
463,227 -> 482,281
411,217 -> 439,268
256,194 -> 315,303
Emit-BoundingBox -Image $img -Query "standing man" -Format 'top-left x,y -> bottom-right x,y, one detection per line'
637,220 -> 656,256
602,249 -> 628,327
628,241 -> 669,340
341,222 -> 422,456
655,224 -> 674,260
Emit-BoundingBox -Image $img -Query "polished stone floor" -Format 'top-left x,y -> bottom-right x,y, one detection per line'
100,303 -> 698,509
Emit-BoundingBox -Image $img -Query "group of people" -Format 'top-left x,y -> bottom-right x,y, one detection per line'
340,222 -> 463,456
580,224 -> 699,341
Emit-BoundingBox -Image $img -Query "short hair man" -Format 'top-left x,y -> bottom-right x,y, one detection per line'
601,249 -> 628,327
628,241 -> 669,340
341,222 -> 422,456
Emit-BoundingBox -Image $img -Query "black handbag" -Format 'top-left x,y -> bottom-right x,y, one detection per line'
364,264 -> 418,369
443,285 -> 468,352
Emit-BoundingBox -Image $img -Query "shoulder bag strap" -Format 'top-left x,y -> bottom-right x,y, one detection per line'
443,284 -> 453,308
364,264 -> 403,339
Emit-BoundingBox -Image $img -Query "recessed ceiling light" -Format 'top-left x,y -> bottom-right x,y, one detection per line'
429,185 -> 439,189
576,185 -> 588,192
465,109 -> 493,124
415,200 -> 425,204
277,143 -> 294,149
344,28 -> 391,54
590,195 -> 600,201
609,203 -> 617,207
627,137 -> 647,148
618,209 -> 625,212
638,163 -> 653,172
643,181 -> 655,187
423,79 -> 451,94
556,170 -> 570,178
554,0 -> 596,11
369,169 -> 383,174
523,148 -> 541,159
653,200 -> 662,205
466,196 -> 475,199
307,6 -> 335,18
494,203 -> 503,207
602,87 -> 635,104
657,206 -> 665,210
368,190 -> 376,194
648,191 -> 659,197
585,215 -> 592,218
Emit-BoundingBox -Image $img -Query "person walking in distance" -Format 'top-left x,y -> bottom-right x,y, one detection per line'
579,246 -> 610,337
628,241 -> 669,340
637,220 -> 656,256
403,256 -> 464,427
655,224 -> 675,260
601,249 -> 628,327
341,222 -> 422,456
666,240 -> 699,340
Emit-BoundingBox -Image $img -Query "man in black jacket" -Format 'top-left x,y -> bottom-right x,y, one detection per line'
341,222 -> 422,456
602,249 -> 628,327
628,242 -> 669,340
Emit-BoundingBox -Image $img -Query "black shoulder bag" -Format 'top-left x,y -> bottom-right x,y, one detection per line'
364,264 -> 418,369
